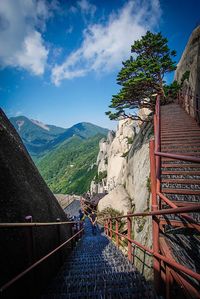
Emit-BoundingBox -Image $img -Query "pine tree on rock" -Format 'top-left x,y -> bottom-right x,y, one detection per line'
106,31 -> 177,121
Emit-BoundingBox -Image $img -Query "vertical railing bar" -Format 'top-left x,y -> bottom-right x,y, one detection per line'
115,219 -> 119,248
25,215 -> 35,298
110,219 -> 112,240
127,212 -> 132,262
149,139 -> 161,294
56,218 -> 62,264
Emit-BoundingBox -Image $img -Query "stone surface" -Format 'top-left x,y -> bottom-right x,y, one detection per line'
98,185 -> 131,214
124,142 -> 150,212
0,109 -> 71,295
175,25 -> 200,118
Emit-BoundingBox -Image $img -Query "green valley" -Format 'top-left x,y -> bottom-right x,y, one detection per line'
36,134 -> 103,194
10,116 -> 108,194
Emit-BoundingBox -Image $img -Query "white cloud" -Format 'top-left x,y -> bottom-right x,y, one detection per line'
77,0 -> 96,16
0,0 -> 56,75
51,0 -> 161,86
16,31 -> 48,75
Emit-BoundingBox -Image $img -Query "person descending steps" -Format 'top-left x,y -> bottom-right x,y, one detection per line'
89,210 -> 98,235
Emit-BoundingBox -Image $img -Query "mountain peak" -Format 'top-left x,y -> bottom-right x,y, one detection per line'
9,115 -> 109,158
30,119 -> 50,131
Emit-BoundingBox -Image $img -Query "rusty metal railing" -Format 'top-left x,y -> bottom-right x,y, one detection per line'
103,95 -> 200,299
151,94 -> 200,297
0,218 -> 84,294
104,206 -> 200,298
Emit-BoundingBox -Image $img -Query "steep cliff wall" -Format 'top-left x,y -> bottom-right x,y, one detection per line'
175,25 -> 200,118
0,109 -> 71,297
91,111 -> 153,279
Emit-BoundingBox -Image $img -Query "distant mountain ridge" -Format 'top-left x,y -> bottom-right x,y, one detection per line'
9,115 -> 109,195
10,116 -> 108,158
36,134 -> 103,194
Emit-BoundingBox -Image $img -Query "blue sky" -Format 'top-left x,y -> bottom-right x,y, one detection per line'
0,0 -> 200,130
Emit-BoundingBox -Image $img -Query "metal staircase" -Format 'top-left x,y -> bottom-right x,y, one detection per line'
158,101 -> 200,298
41,218 -> 156,299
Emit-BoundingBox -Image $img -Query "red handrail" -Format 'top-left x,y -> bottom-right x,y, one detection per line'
155,151 -> 200,163
105,227 -> 200,281
104,204 -> 200,219
103,94 -> 200,298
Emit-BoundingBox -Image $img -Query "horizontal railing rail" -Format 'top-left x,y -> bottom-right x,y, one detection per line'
105,226 -> 200,282
155,151 -> 200,163
104,205 -> 200,220
0,221 -> 80,228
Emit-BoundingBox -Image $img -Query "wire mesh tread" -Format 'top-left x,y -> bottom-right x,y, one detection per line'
40,219 -> 156,298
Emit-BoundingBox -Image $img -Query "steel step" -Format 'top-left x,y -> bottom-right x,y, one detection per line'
162,189 -> 200,195
161,164 -> 200,168
161,179 -> 200,184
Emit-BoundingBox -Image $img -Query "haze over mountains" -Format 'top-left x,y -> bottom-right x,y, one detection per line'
10,116 -> 109,194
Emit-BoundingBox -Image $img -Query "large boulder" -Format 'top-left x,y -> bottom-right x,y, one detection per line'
0,109 -> 71,298
98,185 -> 131,214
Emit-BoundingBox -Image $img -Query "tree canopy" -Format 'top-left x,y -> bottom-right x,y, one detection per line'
106,31 -> 177,121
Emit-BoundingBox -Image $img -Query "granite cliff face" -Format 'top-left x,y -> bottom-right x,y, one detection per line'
91,112 -> 152,213
0,109 -> 71,297
175,25 -> 200,119
91,111 -> 153,278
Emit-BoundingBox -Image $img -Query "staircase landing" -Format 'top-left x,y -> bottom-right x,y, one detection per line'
41,219 -> 156,299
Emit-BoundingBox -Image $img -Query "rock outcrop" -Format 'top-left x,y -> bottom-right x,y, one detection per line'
0,109 -> 71,297
98,185 -> 131,214
175,25 -> 200,119
91,112 -> 153,279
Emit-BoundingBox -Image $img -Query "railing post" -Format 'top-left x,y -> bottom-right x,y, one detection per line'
132,245 -> 135,265
149,139 -> 161,294
155,96 -> 161,209
127,211 -> 132,262
56,218 -> 62,264
110,219 -> 112,239
115,219 -> 119,248
25,215 -> 35,297
25,216 -> 35,264
104,219 -> 108,236
106,220 -> 109,236
70,223 -> 75,249
166,266 -> 173,299
196,94 -> 200,124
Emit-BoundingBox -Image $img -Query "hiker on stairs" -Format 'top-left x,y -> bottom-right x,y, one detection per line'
89,210 -> 97,235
